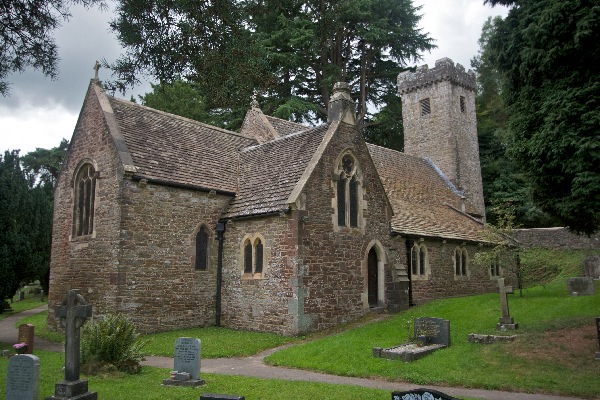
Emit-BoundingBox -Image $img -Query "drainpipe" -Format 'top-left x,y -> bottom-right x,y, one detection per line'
215,222 -> 226,326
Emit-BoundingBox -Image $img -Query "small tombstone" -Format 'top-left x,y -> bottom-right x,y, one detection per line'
163,337 -> 205,387
200,394 -> 245,400
17,324 -> 34,354
392,388 -> 458,400
45,289 -> 97,400
414,317 -> 450,346
584,256 -> 600,279
595,317 -> 600,361
566,277 -> 596,296
6,354 -> 40,400
497,278 -> 518,330
18,291 -> 25,301
39,289 -> 45,302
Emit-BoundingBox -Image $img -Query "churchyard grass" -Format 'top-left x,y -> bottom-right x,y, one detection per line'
0,348 -> 390,400
266,281 -> 600,398
0,298 -> 46,321
16,311 -> 65,343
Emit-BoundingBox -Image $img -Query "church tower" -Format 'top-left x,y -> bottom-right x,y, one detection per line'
398,58 -> 485,218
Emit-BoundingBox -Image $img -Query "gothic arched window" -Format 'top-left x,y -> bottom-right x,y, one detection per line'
72,163 -> 96,237
454,247 -> 469,276
411,243 -> 428,276
336,154 -> 360,228
244,240 -> 253,274
195,226 -> 208,270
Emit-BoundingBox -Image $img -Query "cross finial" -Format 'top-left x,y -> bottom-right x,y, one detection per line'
251,89 -> 260,109
93,61 -> 100,80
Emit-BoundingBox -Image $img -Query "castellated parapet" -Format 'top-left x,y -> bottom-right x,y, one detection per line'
397,58 -> 485,218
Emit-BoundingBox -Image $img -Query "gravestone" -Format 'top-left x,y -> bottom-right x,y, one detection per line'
413,317 -> 450,346
200,395 -> 245,400
497,278 -> 518,330
584,256 -> 600,279
595,317 -> 600,361
18,291 -> 25,301
17,324 -> 34,354
392,388 -> 458,400
163,337 -> 205,387
45,289 -> 97,400
6,354 -> 40,400
566,277 -> 595,296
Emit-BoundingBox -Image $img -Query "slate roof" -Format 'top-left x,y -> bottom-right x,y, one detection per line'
223,124 -> 329,218
109,97 -> 256,193
264,116 -> 308,136
367,143 -> 489,242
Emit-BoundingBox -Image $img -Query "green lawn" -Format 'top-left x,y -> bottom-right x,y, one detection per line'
0,298 -> 46,321
265,282 -> 600,398
0,348 -> 390,400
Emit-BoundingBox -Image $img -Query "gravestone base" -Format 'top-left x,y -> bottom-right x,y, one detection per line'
45,379 -> 97,400
497,316 -> 518,330
163,378 -> 205,387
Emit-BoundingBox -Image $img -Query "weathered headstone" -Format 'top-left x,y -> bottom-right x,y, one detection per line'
18,291 -> 25,301
17,324 -> 34,354
414,317 -> 450,346
497,278 -> 518,330
595,317 -> 600,361
392,388 -> 458,400
6,354 -> 40,400
45,289 -> 97,400
163,337 -> 205,387
584,256 -> 600,279
566,277 -> 596,296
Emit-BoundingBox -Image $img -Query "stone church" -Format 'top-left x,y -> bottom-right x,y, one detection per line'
48,58 -> 499,335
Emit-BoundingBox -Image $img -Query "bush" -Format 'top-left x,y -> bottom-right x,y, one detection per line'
81,313 -> 148,374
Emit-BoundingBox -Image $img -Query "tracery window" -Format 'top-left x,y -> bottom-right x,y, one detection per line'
242,235 -> 266,277
410,243 -> 428,276
72,163 -> 96,237
195,226 -> 208,270
454,247 -> 469,276
337,154 -> 360,228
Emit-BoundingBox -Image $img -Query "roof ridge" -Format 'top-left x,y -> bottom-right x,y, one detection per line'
240,123 -> 328,153
108,96 -> 255,141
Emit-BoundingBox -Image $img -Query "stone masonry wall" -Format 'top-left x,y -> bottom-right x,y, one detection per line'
406,240 -> 498,304
298,122 -> 405,332
114,180 -> 230,333
513,227 -> 600,250
48,84 -> 124,330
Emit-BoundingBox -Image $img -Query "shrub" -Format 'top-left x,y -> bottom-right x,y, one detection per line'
81,313 -> 148,374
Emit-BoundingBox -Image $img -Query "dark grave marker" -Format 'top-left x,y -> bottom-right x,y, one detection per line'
497,278 -> 518,330
595,317 -> 600,361
584,256 -> 600,278
413,317 -> 450,346
6,354 -> 40,400
17,324 -> 35,354
392,388 -> 458,400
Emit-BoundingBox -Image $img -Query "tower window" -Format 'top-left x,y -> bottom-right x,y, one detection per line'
460,96 -> 465,113
420,98 -> 431,116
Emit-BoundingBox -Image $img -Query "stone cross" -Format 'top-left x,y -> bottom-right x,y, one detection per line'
93,61 -> 100,80
55,289 -> 92,381
496,278 -> 518,330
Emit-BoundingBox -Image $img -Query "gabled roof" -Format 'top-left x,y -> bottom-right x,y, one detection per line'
223,124 -> 329,218
106,94 -> 256,194
367,143 -> 489,243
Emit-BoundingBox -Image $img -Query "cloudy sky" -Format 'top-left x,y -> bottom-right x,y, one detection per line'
0,0 -> 508,156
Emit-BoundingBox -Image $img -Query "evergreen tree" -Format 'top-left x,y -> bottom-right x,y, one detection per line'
484,0 -> 600,234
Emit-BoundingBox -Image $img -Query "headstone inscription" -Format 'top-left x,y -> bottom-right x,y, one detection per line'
566,277 -> 596,296
392,388 -> 458,400
45,289 -> 97,400
595,317 -> 600,361
17,324 -> 34,354
6,354 -> 40,400
584,256 -> 600,279
163,337 -> 205,387
497,278 -> 518,330
413,317 -> 450,346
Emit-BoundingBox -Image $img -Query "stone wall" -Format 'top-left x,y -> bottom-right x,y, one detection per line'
513,227 -> 600,250
48,85 -> 125,330
405,239 -> 498,305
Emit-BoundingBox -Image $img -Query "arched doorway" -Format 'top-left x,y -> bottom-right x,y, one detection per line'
367,248 -> 379,307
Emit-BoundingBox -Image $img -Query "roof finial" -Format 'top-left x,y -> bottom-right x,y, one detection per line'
93,60 -> 100,80
251,89 -> 260,109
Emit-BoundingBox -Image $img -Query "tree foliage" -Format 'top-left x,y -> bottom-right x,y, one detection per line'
0,0 -> 106,96
0,150 -> 54,305
484,0 -> 600,234
21,138 -> 69,186
107,0 -> 434,139
472,17 -> 558,227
